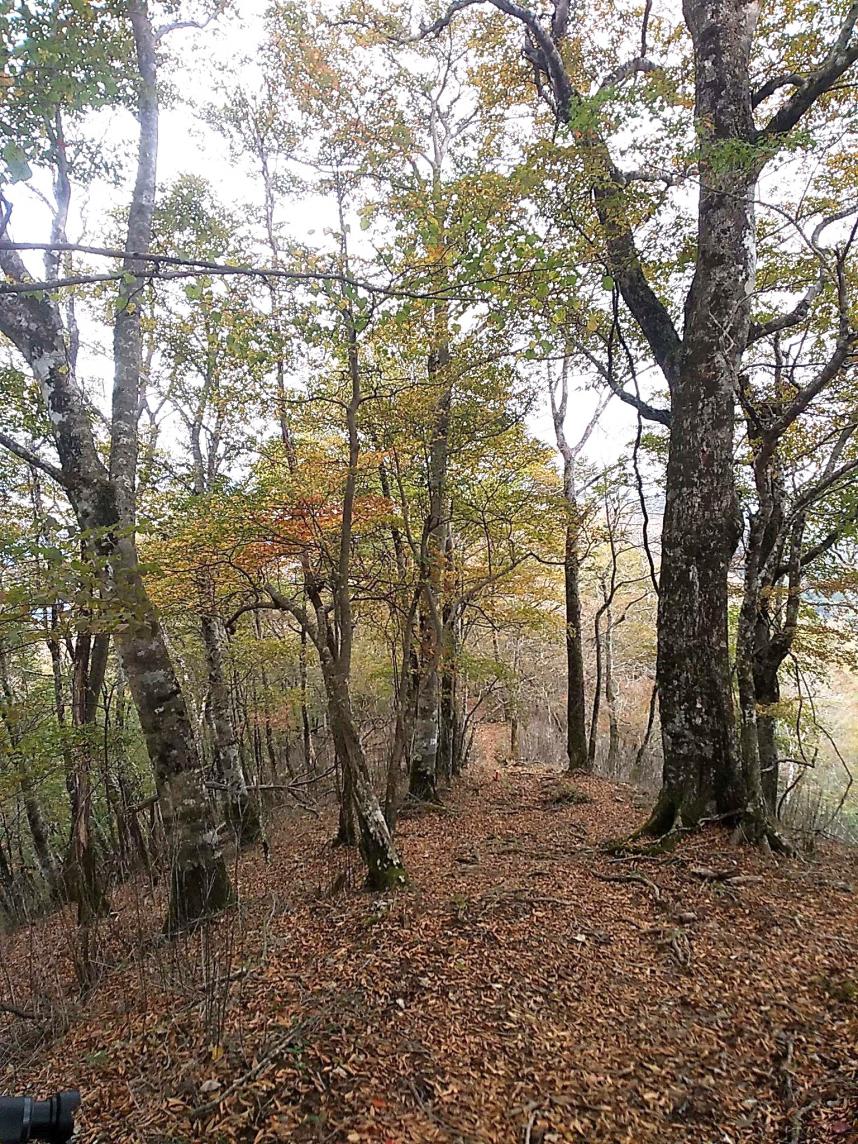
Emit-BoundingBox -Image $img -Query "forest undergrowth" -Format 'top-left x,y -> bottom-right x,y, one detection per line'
1,730 -> 856,1144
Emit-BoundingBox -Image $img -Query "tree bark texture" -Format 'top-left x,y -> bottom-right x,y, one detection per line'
646,0 -> 760,830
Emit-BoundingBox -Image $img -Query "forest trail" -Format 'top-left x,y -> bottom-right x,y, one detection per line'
2,745 -> 856,1144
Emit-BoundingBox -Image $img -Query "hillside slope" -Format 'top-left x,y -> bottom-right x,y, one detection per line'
2,759 -> 856,1143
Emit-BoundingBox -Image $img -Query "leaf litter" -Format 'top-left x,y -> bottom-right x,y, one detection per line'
1,756 -> 855,1143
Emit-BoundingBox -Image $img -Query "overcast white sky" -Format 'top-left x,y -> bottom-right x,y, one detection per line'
5,0 -> 651,477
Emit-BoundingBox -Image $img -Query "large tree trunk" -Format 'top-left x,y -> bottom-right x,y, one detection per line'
645,0 -> 758,832
649,371 -> 741,830
113,541 -> 231,930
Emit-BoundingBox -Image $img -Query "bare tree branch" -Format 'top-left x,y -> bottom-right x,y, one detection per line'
0,432 -> 69,487
640,0 -> 653,59
577,344 -> 671,427
762,336 -> 856,446
757,4 -> 858,138
752,72 -> 805,107
789,457 -> 858,521
795,509 -> 858,571
597,57 -> 657,94
747,269 -> 826,345
0,239 -> 546,304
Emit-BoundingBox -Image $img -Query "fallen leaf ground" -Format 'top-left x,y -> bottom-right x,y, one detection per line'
2,744 -> 856,1143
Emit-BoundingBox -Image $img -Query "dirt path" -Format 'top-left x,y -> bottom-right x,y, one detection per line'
2,760 -> 856,1143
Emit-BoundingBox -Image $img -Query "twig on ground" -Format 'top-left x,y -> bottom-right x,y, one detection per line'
789,1102 -> 815,1144
774,1030 -> 796,1106
0,1001 -> 38,1020
523,1108 -> 538,1143
191,1017 -> 316,1120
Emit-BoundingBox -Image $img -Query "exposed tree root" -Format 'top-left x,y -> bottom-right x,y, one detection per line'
398,794 -> 452,818
734,811 -> 795,856
601,831 -> 681,858
594,870 -> 662,902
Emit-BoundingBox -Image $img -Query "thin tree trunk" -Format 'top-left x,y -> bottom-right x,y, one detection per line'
321,656 -> 404,888
299,625 -> 314,772
507,638 -> 521,760
200,606 -> 261,845
334,750 -> 357,847
113,674 -> 153,873
439,660 -> 456,778
305,202 -> 406,888
755,669 -> 780,813
114,558 -> 231,930
0,642 -> 59,891
736,513 -> 772,843
0,836 -> 15,914
564,511 -> 590,770
548,364 -> 595,773
410,606 -> 441,799
65,631 -> 111,925
19,770 -> 58,892
408,292 -> 451,800
385,639 -> 411,829
631,680 -> 658,785
604,605 -> 620,773
588,609 -> 603,769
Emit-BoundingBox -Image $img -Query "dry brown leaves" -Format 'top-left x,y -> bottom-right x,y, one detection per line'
1,746 -> 856,1143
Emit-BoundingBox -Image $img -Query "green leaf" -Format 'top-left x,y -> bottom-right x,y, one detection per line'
2,142 -> 32,183
601,275 -> 615,292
